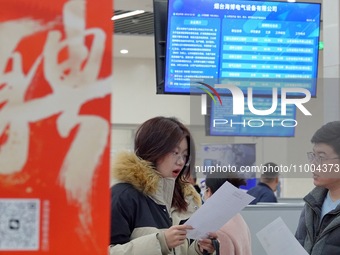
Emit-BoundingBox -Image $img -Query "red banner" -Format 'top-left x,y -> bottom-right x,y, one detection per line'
0,0 -> 112,254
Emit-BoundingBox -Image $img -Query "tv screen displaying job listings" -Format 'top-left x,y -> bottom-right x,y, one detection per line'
164,0 -> 321,96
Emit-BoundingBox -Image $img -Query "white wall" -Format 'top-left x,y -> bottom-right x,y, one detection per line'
112,58 -> 191,124
112,50 -> 326,198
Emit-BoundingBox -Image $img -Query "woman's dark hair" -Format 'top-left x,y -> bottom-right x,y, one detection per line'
205,171 -> 246,194
311,121 -> 340,156
134,116 -> 195,212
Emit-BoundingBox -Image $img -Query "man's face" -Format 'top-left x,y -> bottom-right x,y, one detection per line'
311,143 -> 340,190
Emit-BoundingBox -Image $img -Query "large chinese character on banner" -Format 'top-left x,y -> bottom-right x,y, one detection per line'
0,0 -> 112,254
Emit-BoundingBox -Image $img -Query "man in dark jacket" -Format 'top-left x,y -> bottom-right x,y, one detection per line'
247,162 -> 279,204
295,121 -> 340,255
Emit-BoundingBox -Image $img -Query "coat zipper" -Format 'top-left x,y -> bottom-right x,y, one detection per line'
309,211 -> 340,254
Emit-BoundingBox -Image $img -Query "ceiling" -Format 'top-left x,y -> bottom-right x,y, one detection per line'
113,0 -> 155,59
113,0 -> 323,59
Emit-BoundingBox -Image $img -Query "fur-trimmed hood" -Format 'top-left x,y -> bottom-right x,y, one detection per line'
112,151 -> 201,207
112,151 -> 161,195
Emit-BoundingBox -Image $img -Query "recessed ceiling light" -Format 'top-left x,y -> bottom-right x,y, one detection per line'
120,49 -> 129,54
111,10 -> 145,21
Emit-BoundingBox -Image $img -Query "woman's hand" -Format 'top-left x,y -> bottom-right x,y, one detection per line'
164,225 -> 193,249
198,232 -> 218,254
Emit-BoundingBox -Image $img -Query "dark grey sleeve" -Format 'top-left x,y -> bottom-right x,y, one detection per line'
295,206 -> 307,246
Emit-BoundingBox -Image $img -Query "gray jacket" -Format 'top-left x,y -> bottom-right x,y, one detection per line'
295,187 -> 340,255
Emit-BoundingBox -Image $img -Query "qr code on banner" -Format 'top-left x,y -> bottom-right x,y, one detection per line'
0,199 -> 40,250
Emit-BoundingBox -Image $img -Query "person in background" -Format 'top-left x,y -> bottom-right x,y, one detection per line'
204,172 -> 252,255
295,121 -> 340,255
247,162 -> 279,204
187,174 -> 202,195
110,116 -> 216,255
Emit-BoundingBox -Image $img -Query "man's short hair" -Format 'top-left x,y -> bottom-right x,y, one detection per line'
311,121 -> 340,156
261,162 -> 279,181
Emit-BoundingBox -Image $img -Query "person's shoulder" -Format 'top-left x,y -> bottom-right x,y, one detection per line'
219,214 -> 250,239
112,182 -> 134,191
255,182 -> 273,192
247,184 -> 260,193
111,183 -> 143,200
304,186 -> 328,205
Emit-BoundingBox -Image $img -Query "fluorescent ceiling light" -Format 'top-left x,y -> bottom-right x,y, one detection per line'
287,0 -> 296,2
120,49 -> 129,54
111,10 -> 145,21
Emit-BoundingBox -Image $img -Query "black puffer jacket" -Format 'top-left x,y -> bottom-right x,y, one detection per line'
109,152 -> 202,255
295,187 -> 340,255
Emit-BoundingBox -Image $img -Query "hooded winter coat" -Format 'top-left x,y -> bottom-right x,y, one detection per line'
295,186 -> 340,255
109,152 -> 202,255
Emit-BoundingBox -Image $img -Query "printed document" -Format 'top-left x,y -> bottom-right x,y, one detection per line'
256,217 -> 308,255
186,181 -> 254,239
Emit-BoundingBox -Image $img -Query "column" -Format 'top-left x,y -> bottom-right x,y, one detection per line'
323,0 -> 340,122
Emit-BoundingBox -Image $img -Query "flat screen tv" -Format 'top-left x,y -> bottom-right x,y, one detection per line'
206,95 -> 297,137
154,0 -> 321,96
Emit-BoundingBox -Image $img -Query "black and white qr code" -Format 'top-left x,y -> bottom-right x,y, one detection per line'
0,199 -> 40,250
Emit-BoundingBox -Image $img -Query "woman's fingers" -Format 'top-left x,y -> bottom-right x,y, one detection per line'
164,225 -> 193,249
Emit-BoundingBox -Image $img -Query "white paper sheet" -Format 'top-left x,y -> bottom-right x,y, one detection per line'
256,217 -> 308,255
185,180 -> 255,239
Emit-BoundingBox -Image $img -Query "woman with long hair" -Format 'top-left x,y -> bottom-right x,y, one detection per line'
110,116 -> 216,255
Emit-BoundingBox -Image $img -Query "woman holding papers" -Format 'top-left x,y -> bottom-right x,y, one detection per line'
204,173 -> 252,255
110,116 -> 216,255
